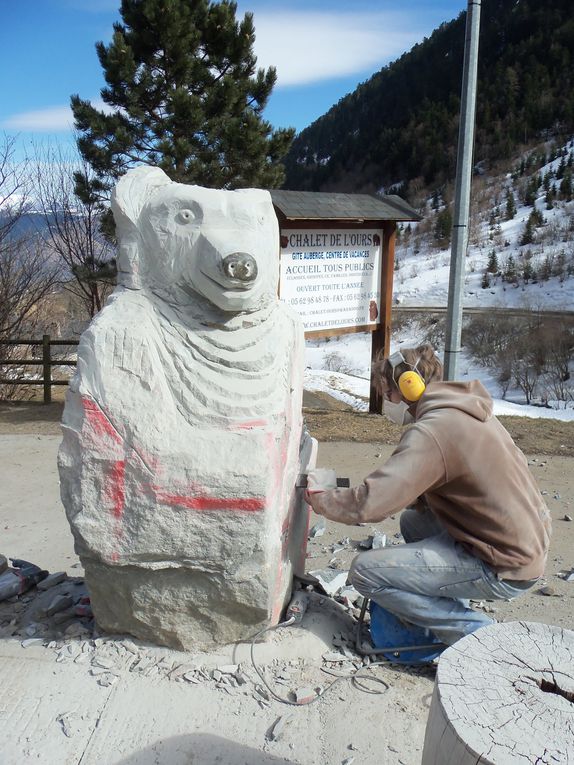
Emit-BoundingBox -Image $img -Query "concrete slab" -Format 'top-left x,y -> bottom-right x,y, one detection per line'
0,643 -> 112,764
0,630 -> 433,765
1,434 -> 572,764
0,435 -> 80,573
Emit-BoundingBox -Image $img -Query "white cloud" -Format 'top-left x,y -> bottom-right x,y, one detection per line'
2,106 -> 74,132
251,11 -> 426,86
2,100 -> 115,133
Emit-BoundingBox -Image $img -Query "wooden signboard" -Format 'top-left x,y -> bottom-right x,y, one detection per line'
271,191 -> 418,412
279,228 -> 383,335
277,219 -> 397,413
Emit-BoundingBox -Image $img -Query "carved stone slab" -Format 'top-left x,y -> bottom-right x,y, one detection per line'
59,167 -> 316,649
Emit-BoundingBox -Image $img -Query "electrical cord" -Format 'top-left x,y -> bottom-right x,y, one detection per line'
249,619 -> 390,707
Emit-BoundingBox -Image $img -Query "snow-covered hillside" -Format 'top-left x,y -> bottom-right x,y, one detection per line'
304,138 -> 574,420
395,138 -> 574,309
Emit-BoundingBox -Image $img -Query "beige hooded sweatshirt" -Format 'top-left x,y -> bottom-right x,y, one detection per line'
309,380 -> 551,581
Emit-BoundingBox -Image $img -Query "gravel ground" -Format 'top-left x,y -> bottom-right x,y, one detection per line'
0,397 -> 572,764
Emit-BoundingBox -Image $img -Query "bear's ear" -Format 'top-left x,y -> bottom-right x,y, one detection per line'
234,188 -> 272,203
111,166 -> 172,230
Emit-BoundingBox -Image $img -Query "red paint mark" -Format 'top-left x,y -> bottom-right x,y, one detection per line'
271,597 -> 283,625
108,460 -> 126,519
154,489 -> 264,513
81,398 -> 127,561
231,419 -> 268,431
265,432 -> 280,497
280,438 -> 288,475
82,397 -> 122,446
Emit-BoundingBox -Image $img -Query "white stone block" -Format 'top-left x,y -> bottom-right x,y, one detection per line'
59,167 -> 316,649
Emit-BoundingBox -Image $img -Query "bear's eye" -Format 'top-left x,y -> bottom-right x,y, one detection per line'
176,208 -> 196,224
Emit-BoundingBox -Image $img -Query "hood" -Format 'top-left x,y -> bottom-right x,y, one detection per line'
415,380 -> 493,422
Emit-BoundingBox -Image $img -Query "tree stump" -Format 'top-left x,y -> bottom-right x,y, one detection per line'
422,621 -> 574,764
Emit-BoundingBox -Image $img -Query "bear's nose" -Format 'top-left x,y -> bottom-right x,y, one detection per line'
221,253 -> 258,283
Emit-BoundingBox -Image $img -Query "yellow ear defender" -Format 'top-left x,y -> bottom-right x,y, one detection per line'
388,350 -> 427,402
398,370 -> 426,401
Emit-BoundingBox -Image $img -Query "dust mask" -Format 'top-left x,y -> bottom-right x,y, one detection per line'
384,399 -> 414,426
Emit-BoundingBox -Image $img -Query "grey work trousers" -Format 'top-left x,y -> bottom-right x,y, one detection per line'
349,508 -> 537,645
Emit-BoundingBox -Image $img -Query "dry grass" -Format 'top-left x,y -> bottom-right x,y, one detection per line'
1,390 -> 573,456
303,405 -> 574,455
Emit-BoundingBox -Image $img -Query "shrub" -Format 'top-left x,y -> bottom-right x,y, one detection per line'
418,314 -> 446,349
323,352 -> 354,375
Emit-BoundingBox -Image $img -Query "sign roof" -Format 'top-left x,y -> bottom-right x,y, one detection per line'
269,190 -> 421,222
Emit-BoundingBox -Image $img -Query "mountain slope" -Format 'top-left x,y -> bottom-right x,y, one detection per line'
284,0 -> 574,196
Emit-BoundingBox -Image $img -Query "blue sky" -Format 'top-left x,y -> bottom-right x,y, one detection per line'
1,0 -> 467,152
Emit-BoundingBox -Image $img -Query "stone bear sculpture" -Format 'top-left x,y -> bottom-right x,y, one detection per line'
58,166 -> 316,649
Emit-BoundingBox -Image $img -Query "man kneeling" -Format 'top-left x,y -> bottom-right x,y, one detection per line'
305,343 -> 551,647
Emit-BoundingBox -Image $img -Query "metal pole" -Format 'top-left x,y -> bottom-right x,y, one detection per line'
444,0 -> 482,380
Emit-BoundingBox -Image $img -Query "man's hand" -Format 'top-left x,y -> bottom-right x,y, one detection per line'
304,468 -> 337,506
306,468 -> 337,492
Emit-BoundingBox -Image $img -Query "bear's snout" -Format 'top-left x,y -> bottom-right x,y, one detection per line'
221,253 -> 258,284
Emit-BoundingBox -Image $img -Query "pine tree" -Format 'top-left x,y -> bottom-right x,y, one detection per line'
522,260 -> 534,283
505,189 -> 516,220
553,251 -> 566,279
520,218 -> 534,246
481,270 -> 491,289
539,256 -> 552,281
434,206 -> 452,246
504,254 -> 517,282
523,176 -> 538,206
560,171 -> 572,201
71,0 -> 294,208
487,249 -> 498,273
531,207 -> 545,227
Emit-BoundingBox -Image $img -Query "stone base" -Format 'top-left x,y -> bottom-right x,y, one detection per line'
84,561 -> 269,650
78,432 -> 317,651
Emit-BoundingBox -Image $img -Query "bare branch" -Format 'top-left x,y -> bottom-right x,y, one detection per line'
32,142 -> 116,319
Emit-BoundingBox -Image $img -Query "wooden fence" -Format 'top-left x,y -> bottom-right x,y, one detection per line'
0,335 -> 79,404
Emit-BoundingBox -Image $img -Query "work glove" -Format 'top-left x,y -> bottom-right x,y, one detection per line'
305,468 -> 337,504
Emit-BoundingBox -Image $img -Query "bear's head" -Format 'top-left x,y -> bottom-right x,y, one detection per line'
111,166 -> 280,313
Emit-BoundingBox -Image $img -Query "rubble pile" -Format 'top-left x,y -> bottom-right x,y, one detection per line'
1,550 -> 435,763
305,525 -> 404,612
0,551 -> 402,704
0,558 -> 93,642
